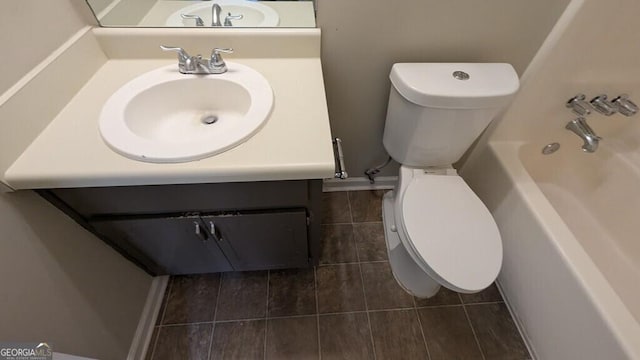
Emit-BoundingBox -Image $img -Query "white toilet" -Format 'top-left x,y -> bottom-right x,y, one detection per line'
381,63 -> 519,297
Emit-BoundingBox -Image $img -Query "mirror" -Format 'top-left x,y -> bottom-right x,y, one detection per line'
85,0 -> 316,28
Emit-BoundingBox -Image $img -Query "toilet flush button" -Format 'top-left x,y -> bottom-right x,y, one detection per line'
391,224 -> 397,232
453,71 -> 470,80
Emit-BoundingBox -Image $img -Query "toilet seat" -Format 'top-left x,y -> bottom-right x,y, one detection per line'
396,174 -> 502,293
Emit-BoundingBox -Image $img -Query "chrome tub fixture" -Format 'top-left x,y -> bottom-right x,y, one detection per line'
566,117 -> 601,153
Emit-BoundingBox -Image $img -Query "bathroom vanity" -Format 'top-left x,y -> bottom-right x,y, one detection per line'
1,28 -> 335,276
40,180 -> 322,275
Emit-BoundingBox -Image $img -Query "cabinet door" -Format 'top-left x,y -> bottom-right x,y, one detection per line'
201,210 -> 309,271
91,216 -> 233,275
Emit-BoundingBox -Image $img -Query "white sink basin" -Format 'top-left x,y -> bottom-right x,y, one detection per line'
99,63 -> 273,163
165,0 -> 279,27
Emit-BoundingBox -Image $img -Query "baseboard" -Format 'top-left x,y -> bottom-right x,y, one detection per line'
128,276 -> 170,360
323,176 -> 397,192
495,280 -> 538,360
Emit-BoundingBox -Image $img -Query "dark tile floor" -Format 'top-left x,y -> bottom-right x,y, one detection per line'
146,190 -> 530,360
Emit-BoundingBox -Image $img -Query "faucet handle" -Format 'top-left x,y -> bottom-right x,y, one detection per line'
160,46 -> 190,62
590,95 -> 617,116
181,14 -> 205,26
160,46 -> 198,73
210,48 -> 234,73
224,13 -> 244,26
611,94 -> 638,116
566,94 -> 591,116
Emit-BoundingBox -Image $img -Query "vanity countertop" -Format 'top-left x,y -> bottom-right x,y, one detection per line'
4,57 -> 335,189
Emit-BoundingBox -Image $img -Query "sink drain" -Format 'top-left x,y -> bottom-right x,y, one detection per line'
201,114 -> 218,125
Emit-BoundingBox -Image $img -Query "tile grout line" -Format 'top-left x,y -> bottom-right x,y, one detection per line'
263,270 -> 270,360
463,300 -> 505,306
415,303 -> 477,309
206,274 -> 224,360
149,276 -> 174,360
161,312 -> 327,327
350,195 -> 377,360
461,296 -> 487,360
317,260 -> 389,266
413,297 -> 432,360
314,266 -> 322,360
321,221 -> 384,226
159,320 -> 216,327
346,191 -> 354,224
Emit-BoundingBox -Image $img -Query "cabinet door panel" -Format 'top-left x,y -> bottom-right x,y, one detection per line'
91,216 -> 233,274
202,210 -> 308,271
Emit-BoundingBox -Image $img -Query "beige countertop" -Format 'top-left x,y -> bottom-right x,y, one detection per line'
5,56 -> 335,189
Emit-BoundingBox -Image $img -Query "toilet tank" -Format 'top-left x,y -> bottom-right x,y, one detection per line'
383,63 -> 519,167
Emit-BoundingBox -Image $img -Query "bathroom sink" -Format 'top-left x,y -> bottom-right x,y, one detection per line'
165,0 -> 279,27
99,63 -> 273,163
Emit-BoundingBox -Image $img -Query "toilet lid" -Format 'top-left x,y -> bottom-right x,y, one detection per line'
400,175 -> 502,292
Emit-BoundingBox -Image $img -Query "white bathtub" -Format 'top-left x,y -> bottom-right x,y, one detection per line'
463,140 -> 640,359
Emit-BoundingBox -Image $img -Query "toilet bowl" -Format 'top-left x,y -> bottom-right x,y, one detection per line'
382,166 -> 502,297
380,63 -> 519,297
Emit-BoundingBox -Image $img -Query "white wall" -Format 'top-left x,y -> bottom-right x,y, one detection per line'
316,0 -> 571,177
0,1 -> 87,92
0,1 -> 151,359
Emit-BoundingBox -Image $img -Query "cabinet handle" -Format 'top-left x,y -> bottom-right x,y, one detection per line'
194,221 -> 208,242
209,221 -> 222,242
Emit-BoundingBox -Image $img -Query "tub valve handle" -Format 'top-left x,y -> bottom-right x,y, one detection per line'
611,94 -> 638,117
566,94 -> 592,116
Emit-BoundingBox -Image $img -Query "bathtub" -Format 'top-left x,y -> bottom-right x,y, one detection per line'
463,140 -> 640,359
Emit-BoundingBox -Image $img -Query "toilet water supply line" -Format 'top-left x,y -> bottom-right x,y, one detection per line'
365,155 -> 393,184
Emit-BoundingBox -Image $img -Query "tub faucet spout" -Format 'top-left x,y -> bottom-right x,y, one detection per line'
566,117 -> 602,153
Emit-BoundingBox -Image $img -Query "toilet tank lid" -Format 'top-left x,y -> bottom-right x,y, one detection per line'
390,63 -> 519,109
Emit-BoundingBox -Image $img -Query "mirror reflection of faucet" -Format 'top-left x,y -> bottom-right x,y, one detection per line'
225,13 -> 244,26
179,3 -> 244,27
180,14 -> 204,26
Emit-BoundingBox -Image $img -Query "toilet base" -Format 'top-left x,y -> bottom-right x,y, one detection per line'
382,191 -> 441,298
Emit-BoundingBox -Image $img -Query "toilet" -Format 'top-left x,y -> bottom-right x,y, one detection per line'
381,63 -> 519,297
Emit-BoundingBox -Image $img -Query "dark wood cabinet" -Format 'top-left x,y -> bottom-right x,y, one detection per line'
39,180 -> 322,275
200,210 -> 309,271
90,215 -> 233,274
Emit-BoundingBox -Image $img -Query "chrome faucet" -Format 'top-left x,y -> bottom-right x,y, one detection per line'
160,46 -> 233,74
212,3 -> 223,26
590,95 -> 617,116
566,117 -> 602,153
566,94 -> 591,116
611,94 -> 639,116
